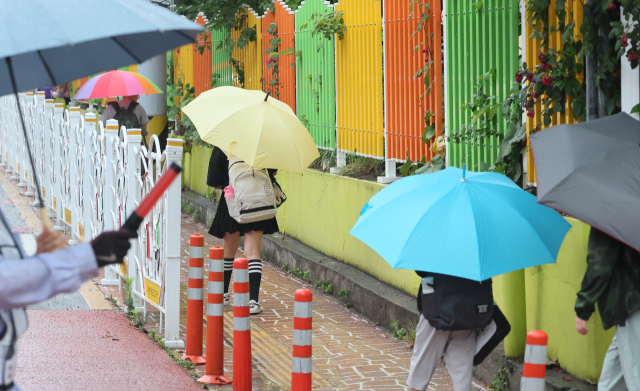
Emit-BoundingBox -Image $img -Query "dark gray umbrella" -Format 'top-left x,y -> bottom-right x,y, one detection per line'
530,112 -> 640,251
0,0 -> 203,215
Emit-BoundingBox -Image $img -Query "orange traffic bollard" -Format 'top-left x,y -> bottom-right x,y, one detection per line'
182,234 -> 206,364
292,289 -> 313,390
233,258 -> 252,391
521,330 -> 548,391
198,246 -> 232,385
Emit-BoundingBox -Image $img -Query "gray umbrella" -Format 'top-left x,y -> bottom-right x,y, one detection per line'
530,112 -> 640,251
0,0 -> 203,213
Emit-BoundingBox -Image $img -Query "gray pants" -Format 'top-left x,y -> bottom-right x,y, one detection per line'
407,315 -> 476,391
599,310 -> 640,391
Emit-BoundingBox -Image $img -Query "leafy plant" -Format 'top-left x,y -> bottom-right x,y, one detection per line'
300,11 -> 346,51
391,321 -> 408,339
488,366 -> 509,391
192,209 -> 199,221
316,280 -> 333,294
158,337 -> 165,349
281,262 -> 289,272
184,204 -> 193,215
290,268 -> 304,278
123,277 -> 135,315
150,329 -> 157,342
338,289 -> 347,298
303,271 -> 310,280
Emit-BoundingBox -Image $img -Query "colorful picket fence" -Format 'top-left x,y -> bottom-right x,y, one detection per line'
294,0 -> 337,149
193,12 -> 213,98
335,0 -> 384,159
445,0 -> 520,170
524,0 -> 583,186
173,0 -> 589,184
384,0 -> 443,163
262,1 -> 297,111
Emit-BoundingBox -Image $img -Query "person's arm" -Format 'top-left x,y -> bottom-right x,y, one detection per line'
136,105 -> 150,137
0,243 -> 98,309
574,229 -> 621,329
207,147 -> 230,189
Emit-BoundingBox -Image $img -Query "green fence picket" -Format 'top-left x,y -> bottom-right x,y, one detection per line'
294,0 -> 337,149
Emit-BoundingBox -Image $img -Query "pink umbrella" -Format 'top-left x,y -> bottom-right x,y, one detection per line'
74,70 -> 162,100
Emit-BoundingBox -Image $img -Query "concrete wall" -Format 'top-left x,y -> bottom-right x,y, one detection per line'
182,144 -> 614,382
276,169 -> 422,295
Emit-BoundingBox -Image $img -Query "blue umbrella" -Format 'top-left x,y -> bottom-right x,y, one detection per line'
350,167 -> 571,281
0,0 -> 203,216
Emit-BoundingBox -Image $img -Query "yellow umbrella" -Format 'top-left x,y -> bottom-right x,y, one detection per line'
182,86 -> 320,174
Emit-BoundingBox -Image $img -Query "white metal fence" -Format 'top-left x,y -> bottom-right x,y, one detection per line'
0,93 -> 185,348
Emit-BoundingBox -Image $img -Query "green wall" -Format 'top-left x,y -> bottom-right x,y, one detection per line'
182,145 -> 614,382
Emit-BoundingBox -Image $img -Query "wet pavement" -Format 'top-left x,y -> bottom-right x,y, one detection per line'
2,165 -> 488,391
17,311 -> 203,391
97,214 -> 489,391
0,169 -> 203,391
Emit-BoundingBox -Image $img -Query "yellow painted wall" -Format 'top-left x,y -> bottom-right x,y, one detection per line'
186,145 -> 213,196
524,219 -> 614,383
276,169 -> 421,294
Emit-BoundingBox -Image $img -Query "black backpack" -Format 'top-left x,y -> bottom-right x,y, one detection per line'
419,272 -> 494,331
109,101 -> 141,130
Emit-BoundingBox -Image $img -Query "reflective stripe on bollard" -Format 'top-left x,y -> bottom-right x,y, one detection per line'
292,289 -> 312,391
521,330 -> 548,391
182,234 -> 206,364
233,258 -> 252,391
198,246 -> 232,385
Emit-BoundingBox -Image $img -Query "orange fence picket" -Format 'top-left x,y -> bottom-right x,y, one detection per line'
193,12 -> 213,98
261,1 -> 297,112
384,0 -> 443,163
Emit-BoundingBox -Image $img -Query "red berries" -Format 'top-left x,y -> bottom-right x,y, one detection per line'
540,63 -> 552,71
621,34 -> 629,48
527,110 -> 535,118
542,76 -> 554,86
515,72 -> 524,83
531,91 -> 539,99
526,73 -> 534,81
537,52 -> 547,64
608,2 -> 617,9
627,50 -> 640,62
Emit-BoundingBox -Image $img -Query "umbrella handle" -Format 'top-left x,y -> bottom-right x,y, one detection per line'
227,141 -> 237,160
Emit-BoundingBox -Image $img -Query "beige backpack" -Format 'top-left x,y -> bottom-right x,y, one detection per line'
225,155 -> 277,224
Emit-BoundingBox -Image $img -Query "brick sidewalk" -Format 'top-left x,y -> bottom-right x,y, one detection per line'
95,215 -> 488,391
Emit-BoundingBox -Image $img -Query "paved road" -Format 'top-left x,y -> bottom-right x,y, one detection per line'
1,170 -> 203,391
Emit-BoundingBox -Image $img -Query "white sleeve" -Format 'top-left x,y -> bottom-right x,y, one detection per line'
99,106 -> 115,126
0,243 -> 98,310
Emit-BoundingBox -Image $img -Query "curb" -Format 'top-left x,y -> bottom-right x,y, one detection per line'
181,190 -> 598,391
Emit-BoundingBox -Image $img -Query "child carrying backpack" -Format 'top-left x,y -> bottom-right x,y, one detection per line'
206,147 -> 281,315
407,271 -> 510,391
